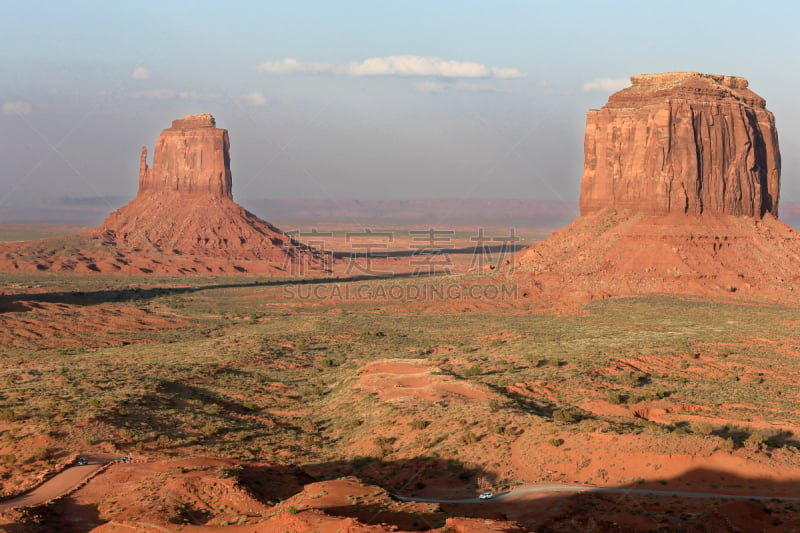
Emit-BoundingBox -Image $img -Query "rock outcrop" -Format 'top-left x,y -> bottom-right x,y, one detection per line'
580,72 -> 781,217
508,72 -> 800,305
137,114 -> 232,199
0,114 -> 324,274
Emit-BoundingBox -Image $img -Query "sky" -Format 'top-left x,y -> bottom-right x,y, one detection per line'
1,0 -> 799,216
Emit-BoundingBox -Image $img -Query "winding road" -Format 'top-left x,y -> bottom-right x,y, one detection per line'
395,483 -> 800,504
4,462 -> 800,516
0,460 -> 105,512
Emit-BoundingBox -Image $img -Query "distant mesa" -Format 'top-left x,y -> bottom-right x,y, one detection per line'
0,114 -> 324,274
580,72 -> 780,218
510,72 -> 800,302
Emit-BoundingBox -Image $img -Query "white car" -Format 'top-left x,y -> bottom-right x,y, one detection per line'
479,491 -> 494,500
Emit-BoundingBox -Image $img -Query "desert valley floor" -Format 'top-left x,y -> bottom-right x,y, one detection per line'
1,223 -> 800,532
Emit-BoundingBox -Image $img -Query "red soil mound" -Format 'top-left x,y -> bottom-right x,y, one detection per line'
356,359 -> 497,403
509,209 -> 800,301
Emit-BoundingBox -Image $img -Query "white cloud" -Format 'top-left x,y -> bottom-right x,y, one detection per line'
257,58 -> 336,74
582,77 -> 630,92
242,91 -> 267,106
346,55 -> 524,78
2,101 -> 31,115
131,66 -> 150,80
258,55 -> 524,79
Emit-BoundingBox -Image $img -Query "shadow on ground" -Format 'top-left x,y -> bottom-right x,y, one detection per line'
4,459 -> 800,532
0,271 -> 452,312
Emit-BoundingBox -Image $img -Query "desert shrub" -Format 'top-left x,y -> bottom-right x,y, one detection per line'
203,404 -> 222,416
0,409 -> 15,422
548,358 -> 563,368
718,437 -> 735,452
618,371 -> 647,387
1,454 -> 16,465
201,421 -> 221,436
301,384 -> 324,397
344,418 -> 363,430
485,420 -> 501,434
373,436 -> 393,458
488,399 -> 503,411
694,422 -> 714,436
31,447 -> 50,461
463,365 -> 483,378
458,431 -> 478,445
410,419 -> 429,430
606,392 -> 625,405
548,437 -> 564,447
552,409 -> 576,424
744,432 -> 766,451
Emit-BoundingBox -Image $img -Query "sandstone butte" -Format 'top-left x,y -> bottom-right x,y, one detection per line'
580,72 -> 781,217
0,114 -> 323,274
510,72 -> 800,303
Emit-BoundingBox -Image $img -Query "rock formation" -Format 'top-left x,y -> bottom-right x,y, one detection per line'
509,73 -> 800,304
0,114 -> 324,274
580,72 -> 781,217
137,114 -> 232,199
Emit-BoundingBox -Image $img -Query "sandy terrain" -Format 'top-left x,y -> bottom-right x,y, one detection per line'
1,224 -> 800,531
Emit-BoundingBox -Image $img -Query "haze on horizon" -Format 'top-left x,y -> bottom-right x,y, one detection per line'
1,1 -> 798,220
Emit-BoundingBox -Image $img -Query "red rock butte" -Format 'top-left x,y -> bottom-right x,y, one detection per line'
0,114 -> 323,274
138,114 -> 232,199
91,113 -> 323,273
580,72 -> 781,218
509,72 -> 800,303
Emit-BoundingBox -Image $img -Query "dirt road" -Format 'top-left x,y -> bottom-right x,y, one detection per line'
395,483 -> 800,504
0,462 -> 105,512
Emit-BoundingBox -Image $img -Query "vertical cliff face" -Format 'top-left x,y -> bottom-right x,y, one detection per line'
579,72 -> 781,218
138,114 -> 233,199
507,73 -> 800,303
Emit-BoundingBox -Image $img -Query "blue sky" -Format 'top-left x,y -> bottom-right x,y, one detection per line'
1,0 -> 798,213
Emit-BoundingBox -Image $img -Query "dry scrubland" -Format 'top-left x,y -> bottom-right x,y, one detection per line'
1,269 -> 800,531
